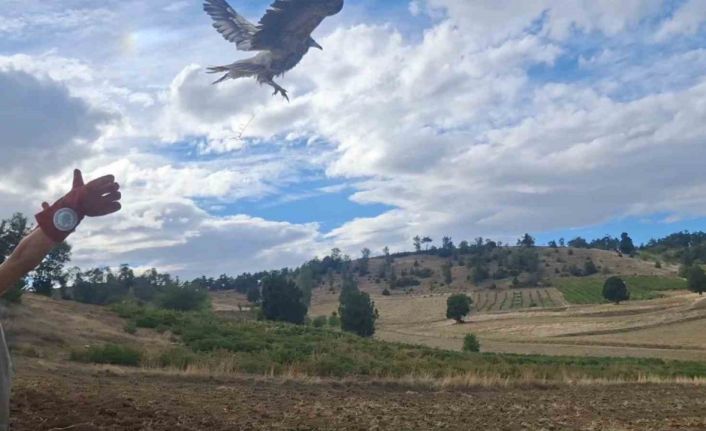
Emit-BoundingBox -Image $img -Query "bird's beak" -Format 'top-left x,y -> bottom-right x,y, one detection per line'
312,41 -> 323,50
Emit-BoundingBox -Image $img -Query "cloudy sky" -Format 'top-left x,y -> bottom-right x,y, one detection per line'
1,0 -> 706,277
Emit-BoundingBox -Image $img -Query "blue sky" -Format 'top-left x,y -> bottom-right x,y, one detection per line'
1,0 -> 706,276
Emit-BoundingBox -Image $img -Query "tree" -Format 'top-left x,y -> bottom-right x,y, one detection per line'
422,236 -> 433,251
471,265 -> 490,283
339,290 -> 378,337
441,262 -> 452,284
296,266 -> 316,306
446,294 -> 472,323
359,248 -> 371,276
117,264 -> 135,292
157,284 -> 210,311
548,240 -> 558,248
603,277 -> 630,304
0,214 -> 32,303
517,233 -> 535,248
246,285 -> 261,304
686,266 -> 706,296
32,241 -> 72,296
261,274 -> 308,324
458,240 -> 471,254
413,236 -> 422,253
463,334 -> 480,352
568,237 -> 589,248
440,236 -> 455,257
620,232 -> 636,256
559,238 -> 566,247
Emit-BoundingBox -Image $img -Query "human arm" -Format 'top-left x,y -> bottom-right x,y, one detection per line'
0,228 -> 56,296
0,169 -> 121,297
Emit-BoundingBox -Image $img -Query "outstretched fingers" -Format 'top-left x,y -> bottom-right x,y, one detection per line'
72,169 -> 85,189
94,201 -> 122,217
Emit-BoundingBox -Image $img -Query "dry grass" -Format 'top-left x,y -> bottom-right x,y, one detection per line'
95,361 -> 706,390
311,288 -> 706,361
2,295 -> 171,360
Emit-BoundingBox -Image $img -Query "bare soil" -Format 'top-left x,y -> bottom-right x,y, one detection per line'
10,360 -> 706,431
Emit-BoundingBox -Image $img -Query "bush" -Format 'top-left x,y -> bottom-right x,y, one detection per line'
603,277 -> 630,304
2,279 -> 25,304
339,290 -> 378,337
261,274 -> 308,324
312,316 -> 327,328
156,347 -> 196,370
446,294 -> 472,323
411,268 -> 434,278
472,266 -> 490,283
328,312 -> 340,328
686,266 -> 706,296
655,260 -> 662,269
157,285 -> 210,311
70,344 -> 141,367
441,263 -> 453,284
124,321 -> 137,334
382,288 -> 391,296
394,277 -> 421,288
463,334 -> 480,352
583,259 -> 598,276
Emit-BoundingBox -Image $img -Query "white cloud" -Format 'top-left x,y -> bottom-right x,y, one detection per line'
656,0 -> 706,41
3,1 -> 706,277
0,67 -> 112,199
421,0 -> 663,43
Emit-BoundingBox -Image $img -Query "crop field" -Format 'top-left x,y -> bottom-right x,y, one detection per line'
471,288 -> 565,312
553,275 -> 687,305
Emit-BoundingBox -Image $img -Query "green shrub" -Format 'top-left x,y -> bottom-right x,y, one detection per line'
312,316 -> 327,328
261,274 -> 307,324
1,280 -> 25,304
603,277 -> 630,304
339,290 -> 378,337
123,321 -> 137,334
108,303 -> 706,381
394,277 -> 421,288
70,344 -> 141,367
446,294 -> 472,323
463,334 -> 480,353
328,313 -> 340,328
156,347 -> 196,370
157,285 -> 210,311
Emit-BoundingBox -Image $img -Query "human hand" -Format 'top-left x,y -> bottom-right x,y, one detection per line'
36,169 -> 122,242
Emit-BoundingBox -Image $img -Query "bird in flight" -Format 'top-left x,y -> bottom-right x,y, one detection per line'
203,0 -> 344,102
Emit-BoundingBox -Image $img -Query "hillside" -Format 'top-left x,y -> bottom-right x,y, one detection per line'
4,293 -> 706,430
314,246 -> 678,303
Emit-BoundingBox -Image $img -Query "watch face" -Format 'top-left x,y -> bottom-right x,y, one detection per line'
53,208 -> 79,232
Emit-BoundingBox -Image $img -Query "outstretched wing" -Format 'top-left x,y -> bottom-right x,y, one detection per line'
203,0 -> 259,51
253,0 -> 344,49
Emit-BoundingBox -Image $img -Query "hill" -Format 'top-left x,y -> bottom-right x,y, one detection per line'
312,246 -> 678,306
4,294 -> 706,430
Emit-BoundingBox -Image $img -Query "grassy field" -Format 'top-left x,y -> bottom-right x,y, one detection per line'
68,302 -> 706,382
553,275 -> 687,305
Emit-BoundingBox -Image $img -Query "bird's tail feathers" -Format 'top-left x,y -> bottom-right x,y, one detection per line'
206,62 -> 260,85
207,65 -> 229,74
211,74 -> 230,85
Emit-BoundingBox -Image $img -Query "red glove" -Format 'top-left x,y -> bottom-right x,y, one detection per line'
36,169 -> 122,243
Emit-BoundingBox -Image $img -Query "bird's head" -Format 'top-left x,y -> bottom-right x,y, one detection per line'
308,38 -> 323,50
